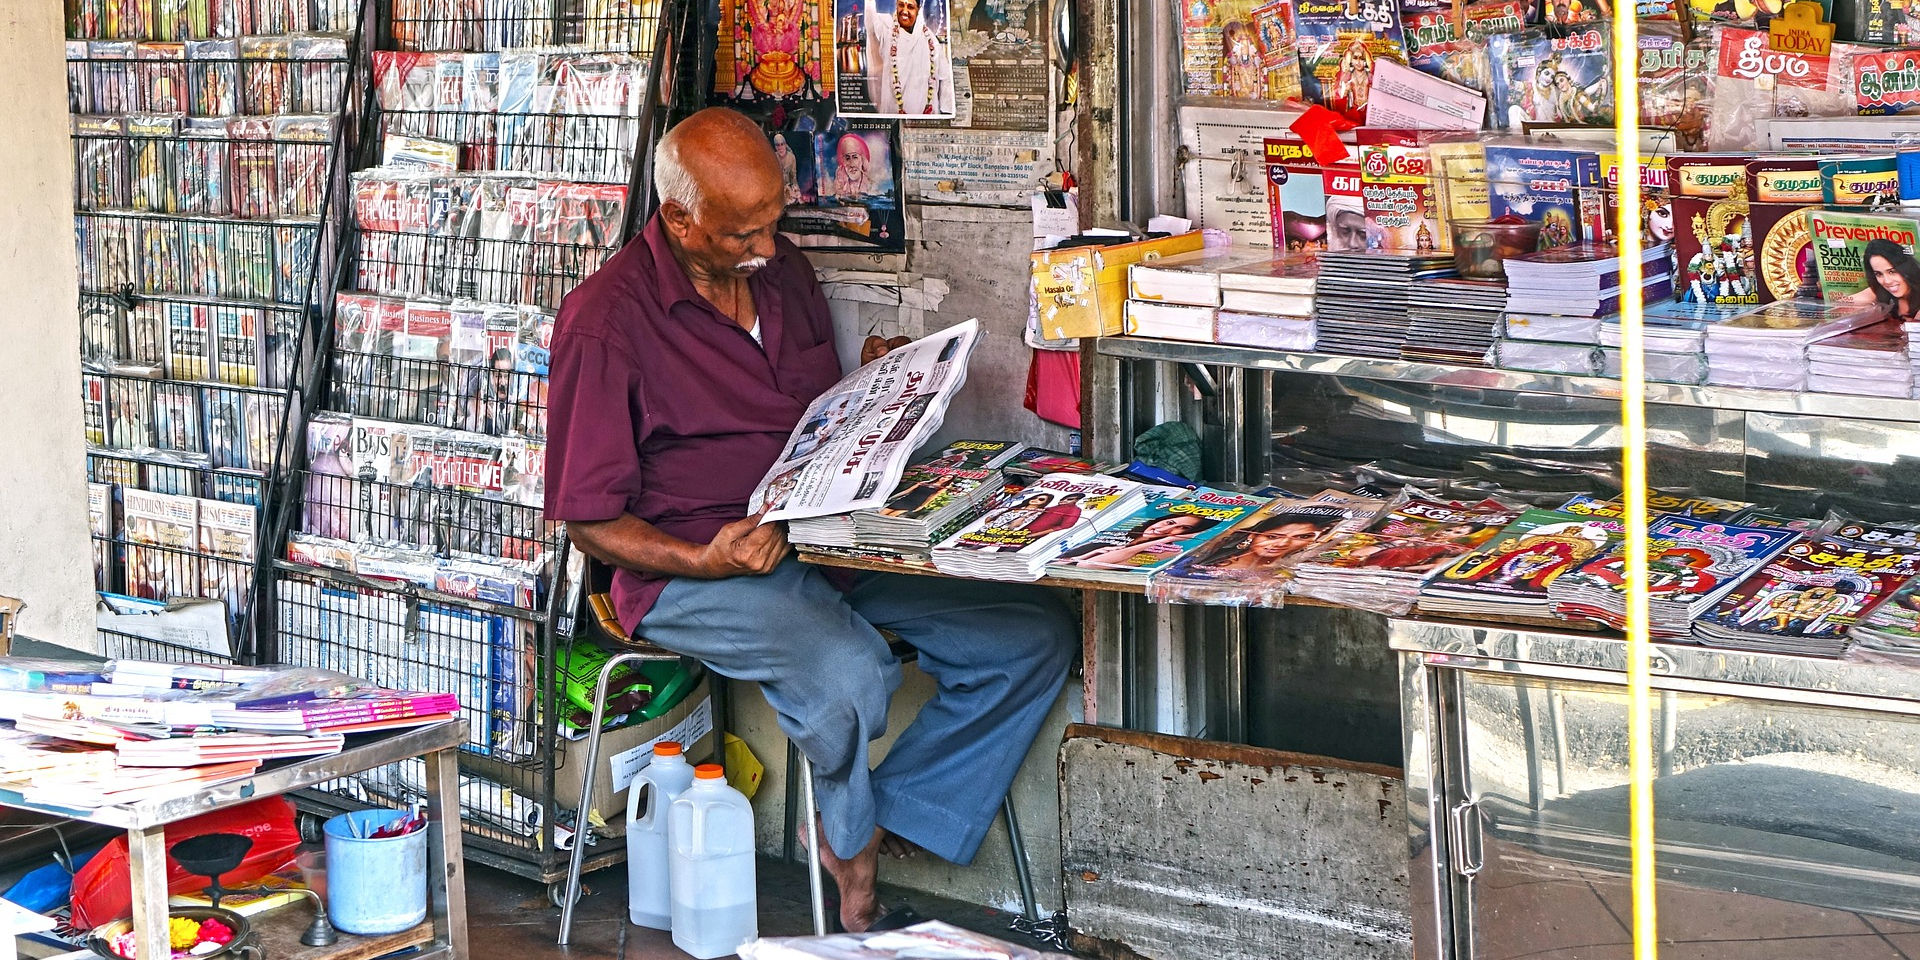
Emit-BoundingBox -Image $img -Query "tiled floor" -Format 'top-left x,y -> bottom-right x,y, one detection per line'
468,854 -> 1063,960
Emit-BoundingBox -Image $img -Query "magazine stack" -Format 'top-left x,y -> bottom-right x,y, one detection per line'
1703,300 -> 1887,391
1417,507 -> 1622,620
1313,251 -> 1453,359
1691,527 -> 1920,658
1547,514 -> 1801,636
1288,495 -> 1523,614
1047,487 -> 1268,586
1850,579 -> 1920,659
1214,254 -> 1320,350
1805,321 -> 1912,398
1147,489 -> 1382,608
931,473 -> 1158,581
789,440 -> 1025,555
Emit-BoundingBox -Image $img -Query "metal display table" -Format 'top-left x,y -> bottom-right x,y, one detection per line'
0,721 -> 470,960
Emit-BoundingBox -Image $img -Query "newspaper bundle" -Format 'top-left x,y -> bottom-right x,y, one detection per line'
748,319 -> 982,523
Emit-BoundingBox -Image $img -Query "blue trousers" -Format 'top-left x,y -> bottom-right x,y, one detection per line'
639,557 -> 1077,863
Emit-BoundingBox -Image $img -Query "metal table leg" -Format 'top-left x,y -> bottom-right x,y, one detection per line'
558,652 -> 651,946
127,825 -> 169,960
425,744 -> 470,960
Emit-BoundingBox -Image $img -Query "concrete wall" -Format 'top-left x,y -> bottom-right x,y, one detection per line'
0,7 -> 97,649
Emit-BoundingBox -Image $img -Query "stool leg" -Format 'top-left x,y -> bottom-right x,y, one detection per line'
558,651 -> 649,945
782,740 -> 802,864
1002,797 -> 1041,923
799,754 -> 829,936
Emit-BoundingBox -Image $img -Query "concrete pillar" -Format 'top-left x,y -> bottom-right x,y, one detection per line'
0,8 -> 96,647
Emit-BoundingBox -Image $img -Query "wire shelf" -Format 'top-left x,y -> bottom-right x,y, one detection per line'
74,126 -> 341,221
379,109 -> 642,184
67,44 -> 354,118
81,292 -> 308,389
97,627 -> 238,664
86,371 -> 297,472
94,533 -> 254,630
77,210 -> 334,307
328,353 -> 549,439
352,228 -> 615,309
290,468 -> 555,579
386,0 -> 662,53
64,1 -> 361,43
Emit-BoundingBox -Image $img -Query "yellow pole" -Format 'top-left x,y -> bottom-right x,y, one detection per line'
1610,11 -> 1658,960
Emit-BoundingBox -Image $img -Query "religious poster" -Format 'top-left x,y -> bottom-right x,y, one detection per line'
949,0 -> 1050,131
836,0 -> 959,118
764,103 -> 909,252
1179,0 -> 1303,104
714,0 -> 836,103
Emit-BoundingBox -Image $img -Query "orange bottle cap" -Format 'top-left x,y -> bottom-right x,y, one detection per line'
695,764 -> 726,780
654,741 -> 682,756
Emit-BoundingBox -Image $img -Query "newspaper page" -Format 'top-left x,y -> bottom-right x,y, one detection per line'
749,319 -> 981,522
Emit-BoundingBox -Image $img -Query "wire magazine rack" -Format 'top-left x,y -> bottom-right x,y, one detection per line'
263,0 -> 690,887
70,24 -> 370,665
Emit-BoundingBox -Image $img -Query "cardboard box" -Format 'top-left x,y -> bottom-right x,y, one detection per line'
473,674 -> 714,837
1033,232 -> 1205,340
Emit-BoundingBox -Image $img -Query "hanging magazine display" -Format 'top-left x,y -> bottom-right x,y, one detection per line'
1179,0 -> 1303,103
765,103 -> 908,252
748,319 -> 981,521
714,0 -> 836,103
836,0 -> 958,118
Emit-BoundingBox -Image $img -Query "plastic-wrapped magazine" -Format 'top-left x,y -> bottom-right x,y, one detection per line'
1049,487 -> 1271,585
1289,494 -> 1524,614
932,473 -> 1158,581
1852,578 -> 1920,656
748,320 -> 980,522
1549,514 -> 1801,635
1692,534 -> 1920,657
1418,508 -> 1621,619
1147,489 -> 1382,608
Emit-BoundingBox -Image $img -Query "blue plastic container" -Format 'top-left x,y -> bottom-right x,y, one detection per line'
322,810 -> 427,935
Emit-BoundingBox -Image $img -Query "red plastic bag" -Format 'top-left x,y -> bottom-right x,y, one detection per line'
70,797 -> 300,930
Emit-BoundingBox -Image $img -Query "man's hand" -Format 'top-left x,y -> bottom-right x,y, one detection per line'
861,334 -> 912,366
697,512 -> 791,578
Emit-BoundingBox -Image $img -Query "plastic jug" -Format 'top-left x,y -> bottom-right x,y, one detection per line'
667,764 -> 757,959
625,741 -> 696,930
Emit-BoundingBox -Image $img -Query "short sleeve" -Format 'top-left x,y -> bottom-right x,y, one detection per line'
543,331 -> 646,522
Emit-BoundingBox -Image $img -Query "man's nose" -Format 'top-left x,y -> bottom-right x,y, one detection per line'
751,232 -> 778,260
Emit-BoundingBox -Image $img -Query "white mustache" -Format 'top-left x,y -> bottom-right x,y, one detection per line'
736,257 -> 771,273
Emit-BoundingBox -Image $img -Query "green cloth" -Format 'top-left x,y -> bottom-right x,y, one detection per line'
1133,421 -> 1203,480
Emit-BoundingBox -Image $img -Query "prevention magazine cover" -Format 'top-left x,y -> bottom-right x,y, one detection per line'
1807,210 -> 1920,303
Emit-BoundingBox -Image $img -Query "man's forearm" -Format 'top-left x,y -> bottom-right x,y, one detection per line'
568,514 -> 716,580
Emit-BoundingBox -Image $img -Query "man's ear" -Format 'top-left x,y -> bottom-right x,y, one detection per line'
659,200 -> 695,239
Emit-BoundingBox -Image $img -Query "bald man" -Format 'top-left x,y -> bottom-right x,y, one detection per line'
543,107 -> 1075,933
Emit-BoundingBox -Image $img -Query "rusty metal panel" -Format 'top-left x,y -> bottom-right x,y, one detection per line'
1060,725 -> 1414,960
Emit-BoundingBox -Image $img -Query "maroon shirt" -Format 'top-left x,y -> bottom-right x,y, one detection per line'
544,216 -> 844,630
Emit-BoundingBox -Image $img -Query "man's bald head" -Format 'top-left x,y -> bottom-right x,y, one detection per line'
654,107 -> 783,219
655,108 -> 788,284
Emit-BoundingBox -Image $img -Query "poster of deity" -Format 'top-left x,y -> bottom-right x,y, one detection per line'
761,102 -> 908,252
836,0 -> 958,118
715,0 -> 836,102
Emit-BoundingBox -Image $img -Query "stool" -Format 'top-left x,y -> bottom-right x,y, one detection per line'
783,635 -> 1043,936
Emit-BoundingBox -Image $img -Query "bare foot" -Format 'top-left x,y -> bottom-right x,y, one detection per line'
878,830 -> 922,860
813,817 -> 883,932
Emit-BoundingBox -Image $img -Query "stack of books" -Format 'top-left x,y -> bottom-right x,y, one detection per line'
1417,508 -> 1622,620
1595,300 -> 1748,385
1704,300 -> 1887,391
1806,321 -> 1912,398
791,441 -> 1025,557
1908,320 -> 1920,397
1214,254 -> 1320,350
1491,244 -> 1673,377
1850,579 -> 1920,659
1547,514 -> 1802,636
1313,252 -> 1453,359
931,473 -> 1158,581
1403,278 -> 1508,366
1046,487 -> 1268,585
1123,248 -> 1252,344
1288,495 -> 1523,614
1691,531 -> 1920,658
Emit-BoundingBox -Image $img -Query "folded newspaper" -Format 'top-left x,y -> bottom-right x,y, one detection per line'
749,320 -> 982,522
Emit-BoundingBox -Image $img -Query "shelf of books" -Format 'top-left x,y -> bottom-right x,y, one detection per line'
262,0 -> 672,884
69,1 -> 367,664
